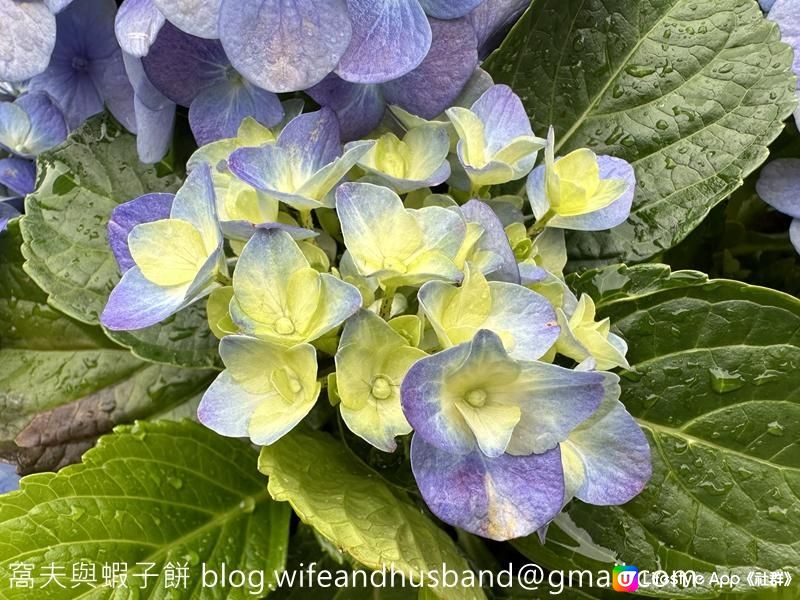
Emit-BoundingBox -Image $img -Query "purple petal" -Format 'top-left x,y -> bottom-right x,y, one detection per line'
123,52 -> 176,163
108,193 -> 174,272
44,0 -> 76,12
469,0 -> 529,58
471,84 -> 533,152
197,371 -> 262,438
460,199 -> 520,283
382,17 -> 478,118
306,75 -> 386,141
229,144 -> 289,192
0,158 -> 36,197
791,219 -> 800,254
152,0 -> 221,39
0,201 -> 21,232
219,0 -> 352,93
418,0 -> 482,19
336,0 -> 431,84
189,81 -> 283,146
411,435 -> 565,540
277,108 -> 342,172
14,92 -> 68,155
756,158 -> 800,219
761,0 -> 777,11
115,0 -> 167,57
564,400 -> 651,506
0,1 -> 56,82
101,267 -> 188,330
92,50 -> 137,132
142,21 -> 229,106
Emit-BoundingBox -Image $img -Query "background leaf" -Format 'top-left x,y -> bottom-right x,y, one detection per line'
514,264 -> 800,597
19,114 -> 219,368
259,428 -> 486,600
486,0 -> 797,267
0,420 -> 291,599
0,221 -> 214,474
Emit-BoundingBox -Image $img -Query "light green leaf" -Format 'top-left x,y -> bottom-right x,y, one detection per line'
259,428 -> 486,600
486,0 -> 796,266
514,265 -> 800,598
19,115 -> 219,368
0,420 -> 292,599
0,222 -> 215,474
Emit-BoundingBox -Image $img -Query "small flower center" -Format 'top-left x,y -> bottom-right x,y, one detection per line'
274,316 -> 295,335
382,257 -> 407,273
464,389 -> 488,408
72,56 -> 89,72
288,378 -> 302,394
370,376 -> 393,400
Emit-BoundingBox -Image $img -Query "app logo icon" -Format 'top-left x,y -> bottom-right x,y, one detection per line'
613,565 -> 639,592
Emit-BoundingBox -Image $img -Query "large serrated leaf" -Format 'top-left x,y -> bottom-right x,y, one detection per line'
0,420 -> 291,599
19,115 -> 219,368
486,0 -> 797,267
259,428 -> 486,600
0,222 -> 215,474
514,265 -> 800,598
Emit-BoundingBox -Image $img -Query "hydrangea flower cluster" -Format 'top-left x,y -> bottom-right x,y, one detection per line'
102,82 -> 651,540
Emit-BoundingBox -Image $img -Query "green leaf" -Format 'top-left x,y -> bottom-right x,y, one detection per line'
0,420 -> 291,599
19,115 -> 219,368
259,428 -> 486,600
486,0 -> 797,267
0,222 -> 215,473
515,265 -> 800,597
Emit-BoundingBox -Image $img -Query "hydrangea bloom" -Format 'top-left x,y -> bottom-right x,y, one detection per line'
756,158 -> 800,253
229,108 -> 373,214
0,92 -> 67,158
447,84 -> 545,190
98,82 -> 651,540
336,182 -> 465,288
335,310 -> 427,452
28,0 -> 134,131
527,128 -> 635,231
102,164 -> 226,330
198,335 -> 320,445
402,330 -> 623,539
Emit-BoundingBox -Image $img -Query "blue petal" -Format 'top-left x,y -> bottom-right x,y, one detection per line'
219,0 -> 352,93
0,201 -> 21,232
142,21 -> 229,106
336,0 -> 431,84
101,266 -> 190,330
761,0 -> 777,11
277,108 -> 342,173
123,52 -> 176,163
0,462 -> 20,494
562,399 -> 651,506
153,0 -> 221,39
115,0 -> 167,57
382,17 -> 478,118
756,158 -> 800,219
108,193 -> 174,272
411,435 -> 564,540
0,158 -> 36,197
469,0 -> 529,58
472,84 -> 533,153
769,0 -> 800,127
44,0 -> 76,13
198,371 -> 264,438
791,218 -> 800,254
0,0 -> 56,82
460,199 -> 520,283
307,75 -> 386,141
418,0 -> 482,19
229,144 -> 291,193
14,92 -> 68,156
92,50 -> 137,132
189,81 -> 283,145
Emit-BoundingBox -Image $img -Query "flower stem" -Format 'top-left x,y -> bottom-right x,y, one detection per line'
299,210 -> 314,230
